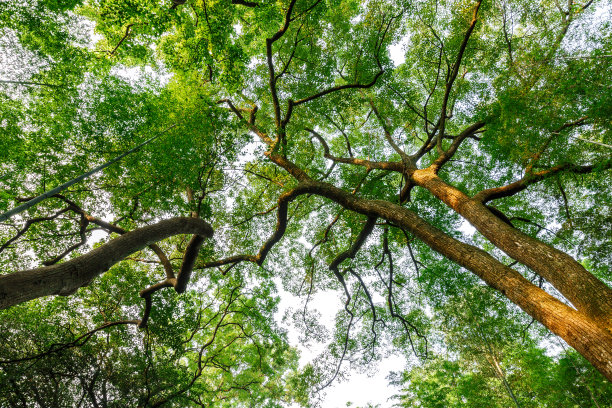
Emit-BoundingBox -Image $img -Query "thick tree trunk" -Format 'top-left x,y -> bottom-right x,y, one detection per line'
411,168 -> 612,332
0,217 -> 213,309
295,180 -> 612,381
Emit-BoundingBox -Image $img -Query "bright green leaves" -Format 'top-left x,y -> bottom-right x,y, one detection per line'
0,260 -> 309,406
2,0 -> 612,405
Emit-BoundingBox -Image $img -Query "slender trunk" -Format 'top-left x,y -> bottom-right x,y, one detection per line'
297,180 -> 612,380
468,304 -> 523,408
0,217 -> 212,309
487,348 -> 521,408
411,168 -> 612,331
0,124 -> 177,223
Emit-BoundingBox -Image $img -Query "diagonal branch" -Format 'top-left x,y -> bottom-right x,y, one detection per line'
0,217 -> 213,309
110,24 -> 135,56
429,121 -> 486,172
473,159 -> 612,203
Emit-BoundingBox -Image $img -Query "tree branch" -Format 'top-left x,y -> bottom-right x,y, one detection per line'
473,159 -> 612,203
0,217 -> 213,309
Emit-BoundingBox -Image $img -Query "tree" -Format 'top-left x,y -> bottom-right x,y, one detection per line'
0,0 -> 610,399
392,286 -> 612,407
0,260 -> 311,406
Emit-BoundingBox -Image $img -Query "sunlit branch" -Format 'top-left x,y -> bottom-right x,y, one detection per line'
434,0 -> 482,154
307,127 -> 403,172
216,99 -> 272,145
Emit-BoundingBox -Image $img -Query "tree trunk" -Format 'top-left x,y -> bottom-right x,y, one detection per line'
0,217 -> 212,309
411,168 -> 612,332
297,180 -> 612,381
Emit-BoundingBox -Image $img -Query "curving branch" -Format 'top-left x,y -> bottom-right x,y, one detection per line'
0,217 -> 213,310
473,159 -> 612,203
53,194 -> 177,280
194,186 -> 308,276
175,234 -> 206,293
307,127 -> 403,172
0,208 -> 70,254
0,320 -> 140,365
290,70 -> 384,108
328,216 -> 377,273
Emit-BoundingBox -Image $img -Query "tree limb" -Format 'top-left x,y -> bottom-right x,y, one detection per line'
0,217 -> 213,309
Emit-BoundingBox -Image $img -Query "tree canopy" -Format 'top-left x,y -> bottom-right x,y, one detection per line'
0,0 -> 611,406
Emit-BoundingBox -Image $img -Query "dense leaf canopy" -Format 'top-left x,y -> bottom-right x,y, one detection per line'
0,0 -> 611,406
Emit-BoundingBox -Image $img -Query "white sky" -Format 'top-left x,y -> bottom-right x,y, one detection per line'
275,282 -> 408,408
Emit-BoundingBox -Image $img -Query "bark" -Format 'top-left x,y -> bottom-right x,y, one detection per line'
411,168 -> 612,332
290,180 -> 612,381
0,217 -> 213,309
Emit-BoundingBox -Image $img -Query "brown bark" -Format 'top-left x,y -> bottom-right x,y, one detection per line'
0,217 -> 213,310
411,168 -> 612,332
288,180 -> 612,381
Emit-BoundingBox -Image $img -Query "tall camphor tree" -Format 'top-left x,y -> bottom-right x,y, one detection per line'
0,0 -> 610,396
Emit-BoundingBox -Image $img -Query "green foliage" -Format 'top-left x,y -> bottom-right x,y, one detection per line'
393,287 -> 612,408
0,0 -> 611,406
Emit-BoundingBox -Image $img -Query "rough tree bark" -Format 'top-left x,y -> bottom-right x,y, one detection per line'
288,180 -> 612,381
411,168 -> 612,332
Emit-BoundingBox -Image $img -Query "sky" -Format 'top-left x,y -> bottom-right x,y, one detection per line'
276,284 -> 409,408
